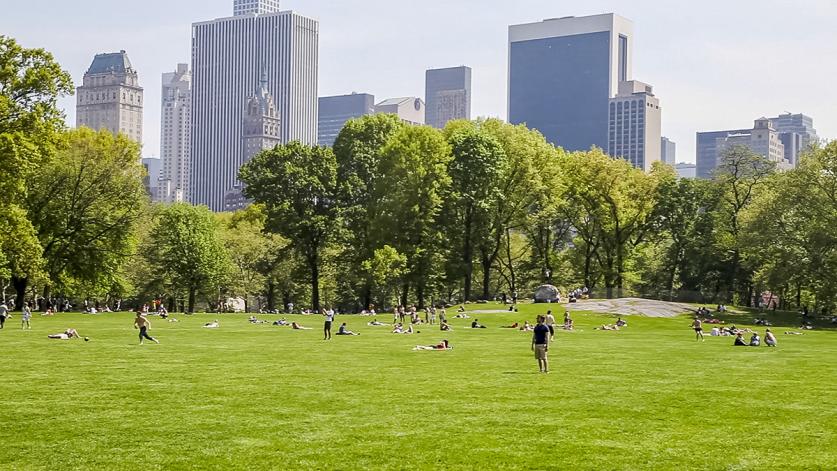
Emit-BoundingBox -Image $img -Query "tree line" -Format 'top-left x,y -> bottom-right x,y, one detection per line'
2,37 -> 835,315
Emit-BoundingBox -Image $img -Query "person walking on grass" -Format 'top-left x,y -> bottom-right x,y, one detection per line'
532,315 -> 550,374
692,317 -> 704,341
134,311 -> 159,345
545,310 -> 556,341
0,302 -> 9,329
323,307 -> 335,340
21,302 -> 32,330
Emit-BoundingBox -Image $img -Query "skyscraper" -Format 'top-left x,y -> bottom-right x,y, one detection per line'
607,80 -> 661,172
425,66 -> 471,129
696,118 -> 788,178
191,2 -> 318,211
661,137 -> 676,165
508,14 -> 633,151
768,113 -> 817,149
76,50 -> 143,144
233,0 -> 280,16
224,70 -> 282,212
318,93 -> 376,147
375,97 -> 425,125
159,63 -> 191,203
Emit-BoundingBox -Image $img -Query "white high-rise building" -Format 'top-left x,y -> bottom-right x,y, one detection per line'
76,50 -> 143,144
159,63 -> 191,203
608,80 -> 661,172
191,2 -> 318,210
375,97 -> 425,126
233,0 -> 280,16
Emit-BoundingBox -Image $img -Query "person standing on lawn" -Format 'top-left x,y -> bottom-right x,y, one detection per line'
21,302 -> 32,330
0,302 -> 9,329
692,318 -> 704,341
134,311 -> 160,345
532,315 -> 550,373
323,307 -> 335,340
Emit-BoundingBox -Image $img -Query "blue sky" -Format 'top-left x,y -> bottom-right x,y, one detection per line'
3,0 -> 835,162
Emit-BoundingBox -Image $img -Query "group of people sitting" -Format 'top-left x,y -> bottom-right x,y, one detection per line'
754,318 -> 773,326
734,329 -> 777,347
566,287 -> 589,303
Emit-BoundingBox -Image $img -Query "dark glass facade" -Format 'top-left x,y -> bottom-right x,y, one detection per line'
317,93 -> 375,147
509,31 -> 611,151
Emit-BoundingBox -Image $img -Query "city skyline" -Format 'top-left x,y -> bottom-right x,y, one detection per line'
3,0 -> 836,163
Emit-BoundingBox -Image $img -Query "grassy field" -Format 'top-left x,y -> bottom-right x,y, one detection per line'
1,302 -> 835,470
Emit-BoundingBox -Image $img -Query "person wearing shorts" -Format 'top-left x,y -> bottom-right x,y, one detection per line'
134,311 -> 159,345
692,318 -> 704,341
323,308 -> 335,340
532,315 -> 550,373
544,310 -> 556,340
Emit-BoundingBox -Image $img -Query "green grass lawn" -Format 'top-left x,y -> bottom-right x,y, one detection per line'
1,303 -> 835,470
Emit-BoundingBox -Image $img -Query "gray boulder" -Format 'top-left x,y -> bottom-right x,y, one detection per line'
533,285 -> 561,303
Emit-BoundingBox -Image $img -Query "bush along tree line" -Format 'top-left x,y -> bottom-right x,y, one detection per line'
2,36 -> 836,315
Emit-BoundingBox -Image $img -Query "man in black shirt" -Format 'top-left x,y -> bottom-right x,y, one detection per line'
532,315 -> 550,373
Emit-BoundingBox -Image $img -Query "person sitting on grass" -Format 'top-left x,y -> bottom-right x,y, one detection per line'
440,320 -> 452,331
734,332 -> 748,346
501,322 -> 519,329
413,339 -> 451,351
749,332 -> 761,347
391,323 -> 405,334
457,305 -> 466,313
48,328 -> 81,340
519,320 -> 533,332
471,319 -> 487,329
291,322 -> 311,330
336,322 -> 360,336
764,329 -> 777,347
615,317 -> 627,327
203,320 -> 220,328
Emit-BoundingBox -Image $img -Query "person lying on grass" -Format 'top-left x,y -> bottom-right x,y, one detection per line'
203,320 -> 220,328
367,319 -> 388,326
273,318 -> 289,326
454,313 -> 470,319
501,322 -> 519,329
336,322 -> 360,336
291,322 -> 311,330
390,324 -> 416,334
248,316 -> 268,324
595,324 -> 620,331
413,340 -> 451,350
48,328 -> 81,340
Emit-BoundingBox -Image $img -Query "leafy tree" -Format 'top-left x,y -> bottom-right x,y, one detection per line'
332,114 -> 405,308
240,141 -> 341,311
0,36 -> 73,306
144,203 -> 230,313
446,126 -> 507,301
371,126 -> 451,307
17,128 -> 147,305
713,145 -> 776,304
361,245 -> 407,309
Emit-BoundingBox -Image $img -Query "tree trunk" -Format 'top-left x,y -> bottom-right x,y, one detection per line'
481,253 -> 491,301
310,261 -> 320,312
462,208 -> 473,302
505,228 -> 517,295
12,276 -> 28,311
266,280 -> 276,311
400,283 -> 409,307
188,287 -> 196,313
417,281 -> 425,310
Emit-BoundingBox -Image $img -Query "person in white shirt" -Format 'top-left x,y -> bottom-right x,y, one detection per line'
21,303 -> 32,330
0,302 -> 9,329
323,308 -> 335,340
544,310 -> 556,341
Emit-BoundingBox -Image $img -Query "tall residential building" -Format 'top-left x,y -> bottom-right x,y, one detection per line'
607,80 -> 661,172
191,3 -> 318,211
142,157 -> 162,200
76,50 -> 143,144
696,118 -> 787,178
661,137 -> 676,165
508,14 -> 633,151
318,93 -> 376,147
375,97 -> 425,125
224,70 -> 283,212
425,66 -> 472,129
159,63 -> 191,203
233,0 -> 280,16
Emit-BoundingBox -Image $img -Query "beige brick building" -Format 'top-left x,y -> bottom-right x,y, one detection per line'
76,50 -> 143,144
